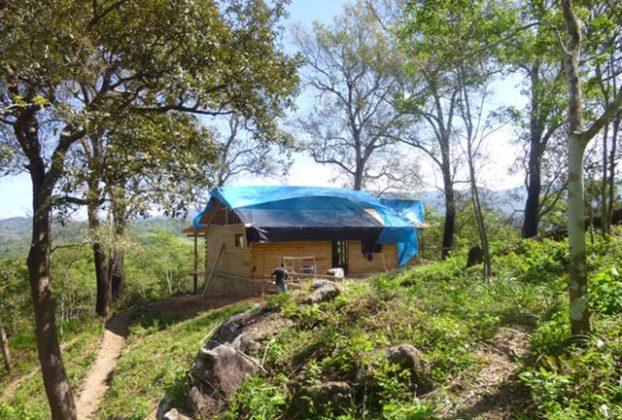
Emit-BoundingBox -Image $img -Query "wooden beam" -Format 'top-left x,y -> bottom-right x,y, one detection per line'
193,234 -> 198,294
202,243 -> 226,298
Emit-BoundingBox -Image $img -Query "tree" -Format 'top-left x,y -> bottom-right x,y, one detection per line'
0,312 -> 11,374
295,1 -> 407,191
398,0 -> 512,261
499,1 -> 566,238
0,1 -> 298,417
208,113 -> 292,188
559,0 -> 622,336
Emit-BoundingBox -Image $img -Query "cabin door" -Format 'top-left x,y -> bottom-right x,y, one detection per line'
332,240 -> 349,275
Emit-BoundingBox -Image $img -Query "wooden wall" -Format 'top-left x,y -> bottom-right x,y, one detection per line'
205,224 -> 252,279
250,241 -> 333,279
205,225 -> 399,281
347,241 -> 397,276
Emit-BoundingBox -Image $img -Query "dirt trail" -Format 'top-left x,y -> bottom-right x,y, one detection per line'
1,336 -> 81,402
441,326 -> 533,419
75,310 -> 131,420
75,294 -> 252,419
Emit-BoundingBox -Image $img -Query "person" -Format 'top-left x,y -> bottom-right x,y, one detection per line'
271,263 -> 289,294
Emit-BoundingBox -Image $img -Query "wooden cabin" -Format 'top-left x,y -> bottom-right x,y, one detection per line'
185,186 -> 424,297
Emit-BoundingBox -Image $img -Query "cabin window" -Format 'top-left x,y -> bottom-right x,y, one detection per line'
234,234 -> 244,247
361,242 -> 382,261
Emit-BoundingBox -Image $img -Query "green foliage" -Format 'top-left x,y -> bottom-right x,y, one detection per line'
590,267 -> 622,315
0,319 -> 103,419
96,304 -> 250,419
223,375 -> 289,420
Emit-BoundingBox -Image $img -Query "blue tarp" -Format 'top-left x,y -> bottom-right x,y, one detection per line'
194,186 -> 424,267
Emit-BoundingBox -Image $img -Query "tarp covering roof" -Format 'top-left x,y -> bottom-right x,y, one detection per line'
193,186 -> 424,267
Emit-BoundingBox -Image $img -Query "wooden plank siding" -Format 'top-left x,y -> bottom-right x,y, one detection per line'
347,241 -> 397,276
204,223 -> 399,280
205,224 -> 253,279
250,241 -> 333,279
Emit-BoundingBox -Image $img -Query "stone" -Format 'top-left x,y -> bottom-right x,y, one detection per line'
155,394 -> 174,420
466,245 -> 483,267
303,281 -> 341,304
293,381 -> 353,415
162,408 -> 191,420
192,344 -> 260,397
187,385 -> 225,417
386,344 -> 430,385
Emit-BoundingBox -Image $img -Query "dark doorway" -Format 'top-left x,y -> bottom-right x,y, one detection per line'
332,240 -> 349,274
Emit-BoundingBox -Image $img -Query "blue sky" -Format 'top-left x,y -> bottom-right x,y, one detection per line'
0,1 -> 348,219
0,0 -> 524,219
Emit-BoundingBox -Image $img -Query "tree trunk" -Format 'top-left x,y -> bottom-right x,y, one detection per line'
600,124 -> 610,236
88,197 -> 111,319
562,0 -> 590,336
441,170 -> 455,259
28,166 -> 77,419
567,136 -> 590,335
0,312 -> 12,374
522,68 -> 544,238
110,190 -> 126,302
606,117 -> 619,228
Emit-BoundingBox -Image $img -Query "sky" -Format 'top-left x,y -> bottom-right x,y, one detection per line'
0,0 -> 525,219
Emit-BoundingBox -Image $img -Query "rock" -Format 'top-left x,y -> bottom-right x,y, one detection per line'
386,344 -> 430,386
293,381 -> 353,415
155,394 -> 175,420
303,281 -> 341,304
187,385 -> 224,417
232,312 -> 294,354
311,279 -> 336,289
206,308 -> 292,353
162,408 -> 191,420
466,245 -> 483,267
191,344 -> 260,397
184,308 -> 294,418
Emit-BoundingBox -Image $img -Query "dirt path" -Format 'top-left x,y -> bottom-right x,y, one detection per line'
75,310 -> 132,420
440,326 -> 533,419
75,294 -> 252,419
0,336 -> 81,402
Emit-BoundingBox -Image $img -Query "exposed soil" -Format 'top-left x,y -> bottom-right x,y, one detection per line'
0,336 -> 81,402
75,294 -> 253,420
440,326 -> 533,419
75,310 -> 132,420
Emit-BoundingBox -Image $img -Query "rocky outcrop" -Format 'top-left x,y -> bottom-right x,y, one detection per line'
303,280 -> 341,304
386,344 -> 430,388
156,307 -> 293,419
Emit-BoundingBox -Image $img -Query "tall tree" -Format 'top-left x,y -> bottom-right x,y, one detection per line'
560,0 -> 622,336
295,1 -> 406,191
398,0 -> 512,260
500,1 -> 566,238
0,1 -> 298,417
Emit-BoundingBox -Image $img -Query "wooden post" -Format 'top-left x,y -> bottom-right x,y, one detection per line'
202,243 -> 225,298
193,233 -> 198,294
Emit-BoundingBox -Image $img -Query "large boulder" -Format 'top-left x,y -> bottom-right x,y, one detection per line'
293,381 -> 353,416
303,280 -> 341,304
177,308 -> 292,418
386,344 -> 430,388
191,344 -> 260,397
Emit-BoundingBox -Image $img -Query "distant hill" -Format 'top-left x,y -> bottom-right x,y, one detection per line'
0,216 -> 195,259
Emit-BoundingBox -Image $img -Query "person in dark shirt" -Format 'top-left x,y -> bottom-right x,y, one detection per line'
271,263 -> 289,294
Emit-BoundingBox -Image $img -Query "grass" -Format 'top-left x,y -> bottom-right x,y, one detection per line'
0,318 -> 104,419
223,236 -> 622,419
95,303 -> 251,420
3,234 -> 622,419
